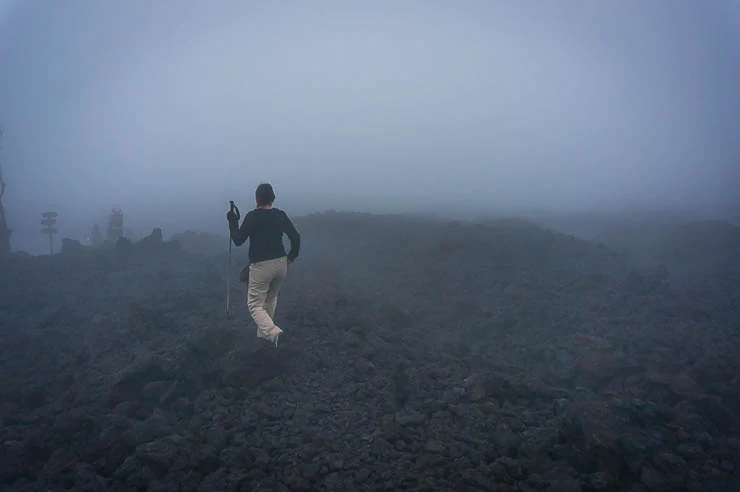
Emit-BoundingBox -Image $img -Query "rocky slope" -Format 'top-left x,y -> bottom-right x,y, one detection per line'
0,213 -> 738,491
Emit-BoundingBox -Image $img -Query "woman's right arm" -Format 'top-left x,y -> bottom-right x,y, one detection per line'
229,213 -> 251,246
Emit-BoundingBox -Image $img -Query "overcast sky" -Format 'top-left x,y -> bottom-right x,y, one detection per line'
1,0 -> 739,251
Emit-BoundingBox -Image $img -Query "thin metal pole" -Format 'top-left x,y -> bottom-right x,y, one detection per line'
226,234 -> 232,316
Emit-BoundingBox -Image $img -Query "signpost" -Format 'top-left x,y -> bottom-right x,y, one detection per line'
41,212 -> 58,255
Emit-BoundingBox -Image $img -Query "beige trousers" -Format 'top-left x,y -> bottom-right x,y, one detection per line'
247,256 -> 288,342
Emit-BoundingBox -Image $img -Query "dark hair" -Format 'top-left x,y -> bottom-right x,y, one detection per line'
255,183 -> 276,206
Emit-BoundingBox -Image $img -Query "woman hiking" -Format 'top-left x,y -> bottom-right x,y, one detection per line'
227,183 -> 301,347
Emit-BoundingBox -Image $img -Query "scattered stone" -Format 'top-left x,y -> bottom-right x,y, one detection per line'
395,410 -> 425,427
585,471 -> 611,490
495,456 -> 524,480
640,465 -> 670,492
252,401 -> 279,419
424,440 -> 446,453
676,442 -> 704,461
652,452 -> 688,488
548,479 -> 583,492
495,426 -> 522,457
553,398 -> 569,417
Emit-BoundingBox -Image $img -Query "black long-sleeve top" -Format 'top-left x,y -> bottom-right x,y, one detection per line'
229,208 -> 301,264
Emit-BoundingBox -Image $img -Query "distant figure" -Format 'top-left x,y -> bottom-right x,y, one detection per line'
227,183 -> 301,346
91,225 -> 103,247
107,208 -> 124,243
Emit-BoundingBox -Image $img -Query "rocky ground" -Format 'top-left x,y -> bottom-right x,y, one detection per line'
0,212 -> 738,491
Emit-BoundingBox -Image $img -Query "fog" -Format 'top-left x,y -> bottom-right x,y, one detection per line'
1,0 -> 739,253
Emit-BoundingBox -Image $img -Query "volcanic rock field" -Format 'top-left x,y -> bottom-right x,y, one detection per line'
0,212 -> 738,491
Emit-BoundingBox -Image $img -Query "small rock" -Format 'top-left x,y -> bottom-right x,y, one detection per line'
141,380 -> 174,402
685,470 -> 706,492
69,463 -> 108,491
127,413 -> 172,446
719,460 -> 734,473
640,465 -> 670,491
197,468 -> 230,492
495,456 -> 524,480
460,467 -> 496,489
676,442 -> 704,461
22,388 -> 47,409
554,348 -> 572,364
114,455 -> 141,481
380,414 -> 397,438
354,358 -> 375,377
300,462 -> 321,480
616,439 -> 648,476
490,460 -> 510,482
395,410 -> 425,427
548,479 -> 583,492
519,427 -> 559,459
586,472 -> 611,489
525,473 -> 548,489
205,426 -> 229,450
325,453 -> 345,471
507,417 -> 525,432
135,436 -> 186,479
323,471 -> 348,490
344,331 -> 363,348
218,447 -> 249,468
680,414 -> 707,434
371,438 -> 394,456
558,415 -> 585,445
171,397 -> 192,417
252,401 -> 279,419
726,437 -> 740,452
652,452 -> 687,487
692,431 -> 712,444
127,423 -> 162,447
641,401 -> 675,423
551,444 -> 597,474
354,468 -> 371,483
495,427 -> 521,457
424,440 -> 446,453
553,398 -> 569,417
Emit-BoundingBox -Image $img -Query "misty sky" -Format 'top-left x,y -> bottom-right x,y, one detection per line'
1,0 -> 739,252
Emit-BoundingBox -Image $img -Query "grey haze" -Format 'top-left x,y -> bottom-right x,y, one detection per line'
1,0 -> 739,253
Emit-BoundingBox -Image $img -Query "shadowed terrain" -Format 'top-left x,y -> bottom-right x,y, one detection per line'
0,212 -> 738,491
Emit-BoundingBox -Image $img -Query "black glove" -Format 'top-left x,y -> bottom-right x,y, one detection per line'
227,201 -> 240,223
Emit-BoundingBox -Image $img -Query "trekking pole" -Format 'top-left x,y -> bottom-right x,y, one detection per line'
226,233 -> 232,317
226,200 -> 240,317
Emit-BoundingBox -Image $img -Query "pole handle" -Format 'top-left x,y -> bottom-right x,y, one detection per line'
229,200 -> 241,220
